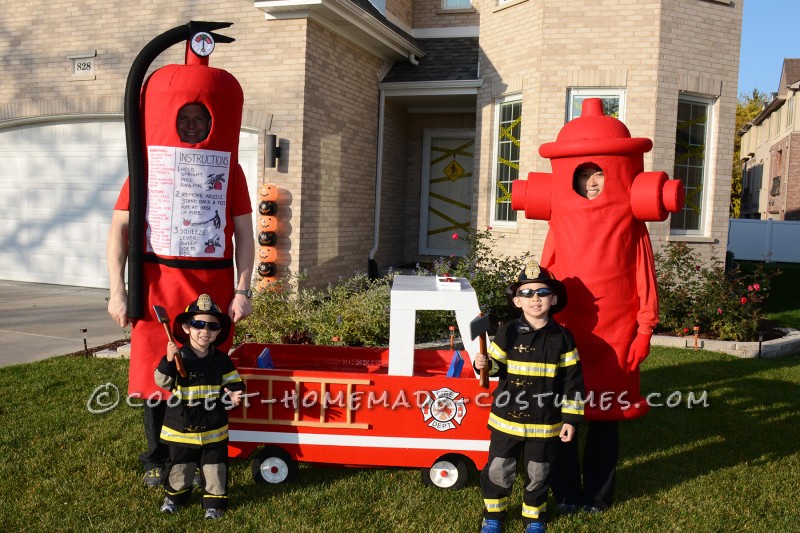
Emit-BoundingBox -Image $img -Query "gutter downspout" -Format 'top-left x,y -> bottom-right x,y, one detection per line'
368,88 -> 386,279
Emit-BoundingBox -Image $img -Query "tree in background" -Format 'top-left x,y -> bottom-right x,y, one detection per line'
731,89 -> 767,218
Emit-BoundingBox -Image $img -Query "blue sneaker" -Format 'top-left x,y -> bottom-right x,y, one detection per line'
480,518 -> 503,533
524,522 -> 546,533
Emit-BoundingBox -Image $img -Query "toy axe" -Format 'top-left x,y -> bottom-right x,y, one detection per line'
153,305 -> 187,378
470,312 -> 491,389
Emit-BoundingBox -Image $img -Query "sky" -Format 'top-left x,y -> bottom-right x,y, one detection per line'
738,0 -> 800,98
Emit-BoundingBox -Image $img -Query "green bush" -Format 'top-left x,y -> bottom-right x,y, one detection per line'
654,242 -> 780,341
235,229 -> 531,346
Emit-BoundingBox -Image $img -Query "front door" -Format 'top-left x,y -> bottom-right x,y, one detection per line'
419,130 -> 475,256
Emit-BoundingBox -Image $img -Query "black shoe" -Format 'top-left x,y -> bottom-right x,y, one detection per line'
582,504 -> 605,513
143,467 -> 164,488
205,508 -> 224,520
556,503 -> 580,514
160,497 -> 178,514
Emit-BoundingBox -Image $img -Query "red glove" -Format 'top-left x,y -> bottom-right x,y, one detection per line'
627,331 -> 652,371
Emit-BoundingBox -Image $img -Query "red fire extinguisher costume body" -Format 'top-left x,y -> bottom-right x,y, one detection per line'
115,60 -> 252,398
512,99 -> 684,421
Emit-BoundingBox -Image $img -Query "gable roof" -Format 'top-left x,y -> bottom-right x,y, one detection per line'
778,58 -> 800,97
381,37 -> 480,83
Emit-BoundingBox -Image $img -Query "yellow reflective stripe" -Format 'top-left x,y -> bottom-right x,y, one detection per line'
560,349 -> 579,367
507,360 -> 557,377
522,501 -> 546,519
221,370 -> 242,386
488,413 -> 563,438
488,342 -> 507,364
173,385 -> 221,401
160,424 -> 229,446
561,399 -> 584,416
483,497 -> 508,512
165,487 -> 191,497
203,494 -> 228,500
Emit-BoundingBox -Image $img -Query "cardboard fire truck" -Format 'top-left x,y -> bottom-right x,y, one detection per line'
227,275 -> 494,490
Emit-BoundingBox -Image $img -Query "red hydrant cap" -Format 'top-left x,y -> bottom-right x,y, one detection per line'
539,98 -> 652,159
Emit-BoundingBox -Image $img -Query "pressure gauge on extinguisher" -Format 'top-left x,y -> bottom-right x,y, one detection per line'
191,32 -> 215,57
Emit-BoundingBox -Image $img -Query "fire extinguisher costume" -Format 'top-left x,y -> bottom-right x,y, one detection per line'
114,52 -> 252,399
510,98 -> 684,511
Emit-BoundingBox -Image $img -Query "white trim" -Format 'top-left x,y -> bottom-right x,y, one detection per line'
230,429 -> 490,451
412,26 -> 480,39
379,79 -> 482,94
567,87 -> 626,122
670,93 -> 716,236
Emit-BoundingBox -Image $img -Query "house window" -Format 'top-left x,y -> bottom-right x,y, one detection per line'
492,97 -> 521,223
671,94 -> 713,233
788,97 -> 795,128
770,176 -> 781,196
567,88 -> 625,121
442,0 -> 471,9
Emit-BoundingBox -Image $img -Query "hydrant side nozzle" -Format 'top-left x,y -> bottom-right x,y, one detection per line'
511,172 -> 552,221
662,179 -> 686,214
630,171 -> 668,221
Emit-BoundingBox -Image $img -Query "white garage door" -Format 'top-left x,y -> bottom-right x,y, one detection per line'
0,119 -> 259,289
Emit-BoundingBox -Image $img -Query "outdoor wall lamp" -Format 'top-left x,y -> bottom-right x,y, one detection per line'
266,133 -> 282,168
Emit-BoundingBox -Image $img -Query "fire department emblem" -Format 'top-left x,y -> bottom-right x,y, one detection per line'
421,387 -> 467,432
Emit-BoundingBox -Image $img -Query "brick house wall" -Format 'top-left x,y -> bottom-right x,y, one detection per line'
471,0 -> 740,267
302,22 -> 389,277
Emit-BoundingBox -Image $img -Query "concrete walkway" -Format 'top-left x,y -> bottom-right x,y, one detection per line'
0,280 -> 128,368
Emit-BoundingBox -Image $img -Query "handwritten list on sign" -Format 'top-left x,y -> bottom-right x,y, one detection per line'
145,146 -> 231,258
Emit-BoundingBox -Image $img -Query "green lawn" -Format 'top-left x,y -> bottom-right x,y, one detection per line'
1,347 -> 799,532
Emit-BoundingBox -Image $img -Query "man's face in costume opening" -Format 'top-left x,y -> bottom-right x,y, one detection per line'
176,103 -> 211,144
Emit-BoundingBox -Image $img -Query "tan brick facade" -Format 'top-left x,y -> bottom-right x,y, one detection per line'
0,0 -> 742,288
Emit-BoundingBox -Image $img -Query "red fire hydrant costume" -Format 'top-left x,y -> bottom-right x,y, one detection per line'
116,45 -> 251,399
511,98 -> 684,421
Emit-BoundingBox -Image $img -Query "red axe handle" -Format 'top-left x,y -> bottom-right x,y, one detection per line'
153,305 -> 187,378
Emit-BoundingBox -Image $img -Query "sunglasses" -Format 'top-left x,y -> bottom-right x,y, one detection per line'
516,287 -> 553,298
188,319 -> 222,331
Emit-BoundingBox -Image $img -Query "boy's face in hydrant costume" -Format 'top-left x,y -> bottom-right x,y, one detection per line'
573,164 -> 605,200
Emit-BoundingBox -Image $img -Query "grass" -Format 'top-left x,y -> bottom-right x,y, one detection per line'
1,347 -> 799,532
739,260 -> 800,330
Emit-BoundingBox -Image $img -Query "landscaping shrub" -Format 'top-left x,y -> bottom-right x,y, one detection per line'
235,229 -> 531,346
654,242 -> 780,341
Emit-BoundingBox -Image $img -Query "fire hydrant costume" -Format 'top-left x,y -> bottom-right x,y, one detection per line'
511,98 -> 683,421
479,263 -> 584,527
510,98 -> 684,511
154,294 -> 246,514
116,52 -> 252,400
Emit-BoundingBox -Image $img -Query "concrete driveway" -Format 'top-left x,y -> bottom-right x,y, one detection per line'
0,280 -> 128,368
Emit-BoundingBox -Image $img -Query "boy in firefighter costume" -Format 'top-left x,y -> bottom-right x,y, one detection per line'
155,293 -> 246,519
474,261 -> 584,533
106,34 -> 254,487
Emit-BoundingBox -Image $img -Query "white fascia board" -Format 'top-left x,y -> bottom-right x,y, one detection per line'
379,79 -> 482,96
412,26 -> 480,39
255,0 -> 424,60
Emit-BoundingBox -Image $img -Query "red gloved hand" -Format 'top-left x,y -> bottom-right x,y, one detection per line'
627,331 -> 652,371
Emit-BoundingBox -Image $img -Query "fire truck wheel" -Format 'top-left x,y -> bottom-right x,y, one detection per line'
421,454 -> 469,490
251,446 -> 298,484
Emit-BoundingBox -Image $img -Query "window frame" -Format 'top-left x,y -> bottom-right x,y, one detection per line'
441,0 -> 472,10
670,93 -> 715,235
567,88 -> 626,122
490,94 -> 522,226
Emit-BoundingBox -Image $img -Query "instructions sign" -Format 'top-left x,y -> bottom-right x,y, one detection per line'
146,146 -> 231,258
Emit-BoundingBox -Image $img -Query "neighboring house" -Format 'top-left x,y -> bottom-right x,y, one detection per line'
0,0 -> 741,289
739,59 -> 800,221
